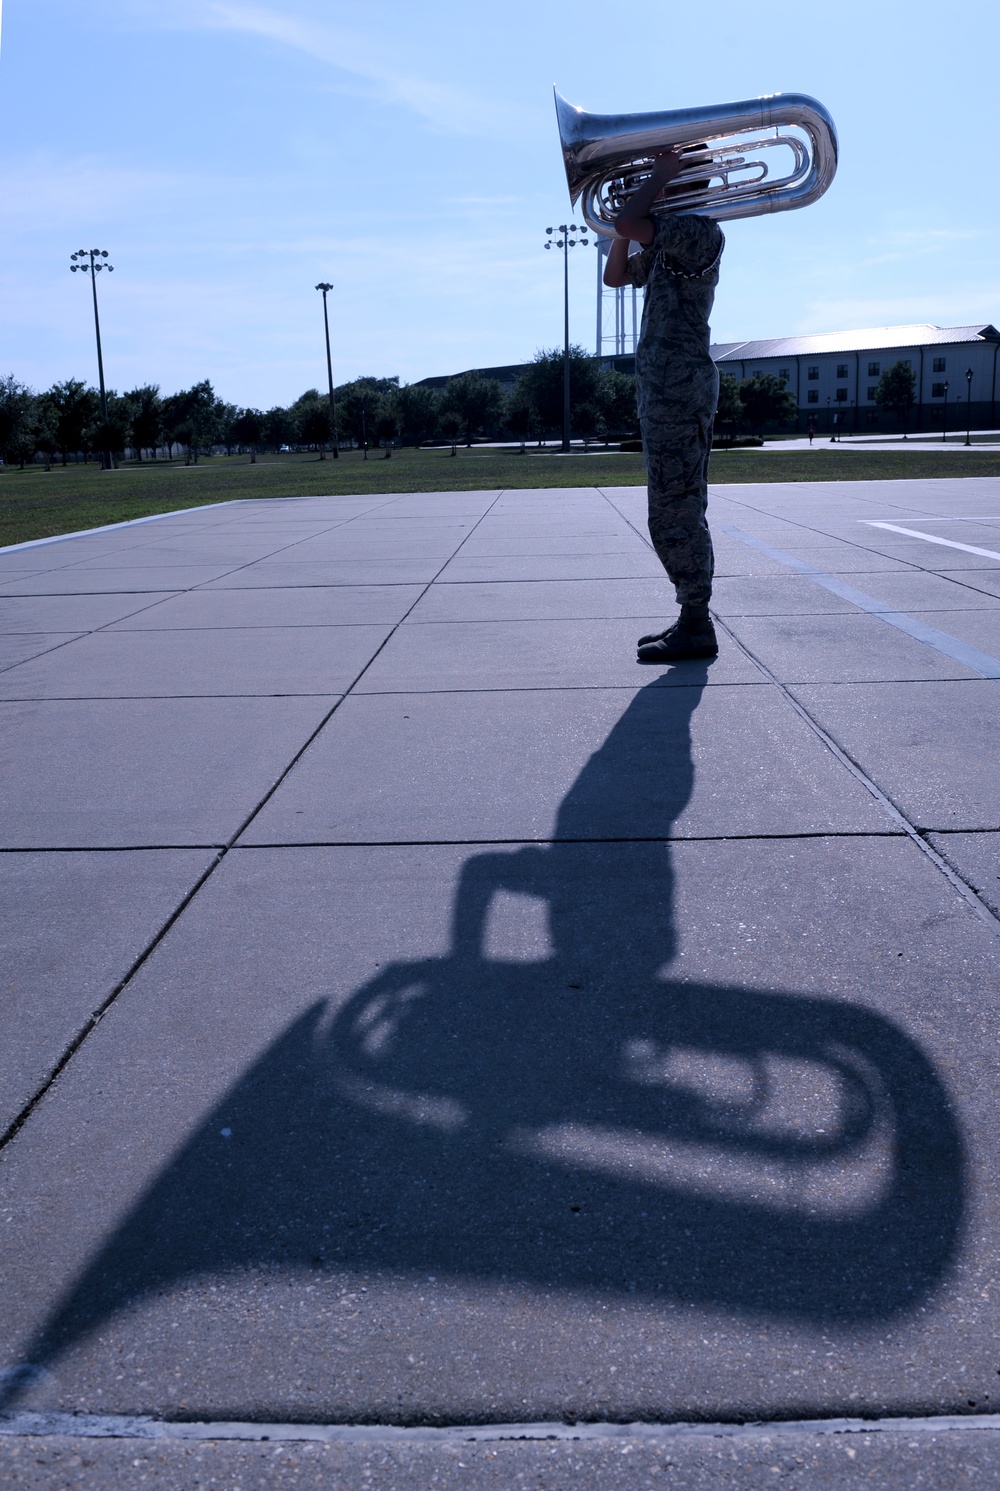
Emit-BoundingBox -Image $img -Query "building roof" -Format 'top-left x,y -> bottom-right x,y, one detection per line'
710,324 -> 1000,362
414,362 -> 527,391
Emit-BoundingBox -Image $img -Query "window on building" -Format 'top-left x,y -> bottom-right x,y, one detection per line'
932,383 -> 947,398
867,410 -> 879,424
807,390 -> 819,404
835,388 -> 848,402
867,387 -> 878,401
807,366 -> 819,380
836,363 -> 849,378
933,357 -> 946,373
779,369 -> 789,382
867,361 -> 880,377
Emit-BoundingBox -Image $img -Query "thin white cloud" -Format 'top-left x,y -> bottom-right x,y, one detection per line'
882,228 -> 983,249
200,2 -> 490,131
445,195 -> 525,206
0,156 -> 186,228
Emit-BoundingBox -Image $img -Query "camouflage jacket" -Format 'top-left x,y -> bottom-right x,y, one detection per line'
623,213 -> 724,419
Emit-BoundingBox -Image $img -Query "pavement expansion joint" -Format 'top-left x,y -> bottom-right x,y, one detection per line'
0,493 -> 509,1159
719,621 -> 1000,936
0,846 -> 225,1154
236,830 -> 907,849
0,844 -> 226,853
601,488 -> 1000,938
2,1411 -> 1000,1446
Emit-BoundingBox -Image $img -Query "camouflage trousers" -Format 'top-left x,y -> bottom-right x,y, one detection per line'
641,406 -> 716,609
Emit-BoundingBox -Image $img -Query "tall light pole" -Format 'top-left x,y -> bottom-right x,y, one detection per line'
70,248 -> 114,469
942,380 -> 949,442
545,222 -> 590,452
314,282 -> 339,459
965,366 -> 974,446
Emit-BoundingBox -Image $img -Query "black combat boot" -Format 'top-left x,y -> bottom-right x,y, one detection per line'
637,605 -> 718,662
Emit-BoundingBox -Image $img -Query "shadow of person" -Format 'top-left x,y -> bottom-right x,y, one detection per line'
3,665 -> 965,1401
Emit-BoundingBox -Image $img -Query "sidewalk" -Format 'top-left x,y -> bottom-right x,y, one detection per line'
760,431 -> 999,452
2,478 -> 1000,1487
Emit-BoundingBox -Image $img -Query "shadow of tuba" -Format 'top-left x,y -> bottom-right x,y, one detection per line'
555,89 -> 838,236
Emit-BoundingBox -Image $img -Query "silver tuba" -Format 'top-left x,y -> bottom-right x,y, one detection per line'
555,89 -> 838,236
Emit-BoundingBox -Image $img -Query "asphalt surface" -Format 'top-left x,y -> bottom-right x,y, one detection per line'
2,477 -> 1000,1487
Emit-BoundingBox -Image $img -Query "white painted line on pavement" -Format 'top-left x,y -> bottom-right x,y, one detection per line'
862,521 -> 1000,562
866,516 -> 1000,523
722,526 -> 1000,681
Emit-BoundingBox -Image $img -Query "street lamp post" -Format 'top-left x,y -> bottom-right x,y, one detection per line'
965,366 -> 974,446
942,381 -> 949,442
70,248 -> 114,469
545,222 -> 590,452
314,282 -> 340,459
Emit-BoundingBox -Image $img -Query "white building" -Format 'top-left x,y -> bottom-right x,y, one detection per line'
417,322 -> 1000,435
709,323 -> 1000,433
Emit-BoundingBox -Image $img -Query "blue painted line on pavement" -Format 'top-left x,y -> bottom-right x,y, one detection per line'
0,499 -> 258,556
722,524 -> 1000,682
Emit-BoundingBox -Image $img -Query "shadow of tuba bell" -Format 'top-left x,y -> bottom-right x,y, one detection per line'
555,89 -> 838,236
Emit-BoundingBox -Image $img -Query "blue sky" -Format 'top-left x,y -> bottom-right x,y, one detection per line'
1,0 -> 996,407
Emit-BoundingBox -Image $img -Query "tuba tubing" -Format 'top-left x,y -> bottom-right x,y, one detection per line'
555,89 -> 838,235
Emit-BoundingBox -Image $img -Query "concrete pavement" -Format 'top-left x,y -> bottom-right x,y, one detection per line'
2,478 -> 1000,1486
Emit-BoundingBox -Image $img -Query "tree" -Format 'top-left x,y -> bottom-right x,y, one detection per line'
439,372 -> 506,446
596,369 -> 637,442
374,409 -> 400,458
299,403 -> 334,458
398,384 -> 440,447
232,407 -> 264,462
739,373 -> 797,436
217,402 -> 240,456
31,393 -> 60,469
335,376 -> 399,454
124,385 -> 162,461
160,393 -> 183,459
506,399 -> 536,454
90,391 -> 132,465
875,361 -> 916,437
163,380 -> 223,462
288,389 -> 323,448
574,401 -> 602,449
715,373 -> 744,441
439,411 -> 462,456
0,375 -> 37,467
262,406 -> 293,453
44,379 -> 100,464
514,347 -> 606,439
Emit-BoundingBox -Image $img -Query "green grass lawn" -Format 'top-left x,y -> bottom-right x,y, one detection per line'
3,444 -> 1000,547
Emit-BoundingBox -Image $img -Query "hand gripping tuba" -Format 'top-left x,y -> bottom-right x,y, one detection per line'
555,89 -> 838,236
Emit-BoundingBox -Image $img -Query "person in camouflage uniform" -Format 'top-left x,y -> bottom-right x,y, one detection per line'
604,149 -> 724,662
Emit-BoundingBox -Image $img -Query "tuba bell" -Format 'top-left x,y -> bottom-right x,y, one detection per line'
555,89 -> 838,236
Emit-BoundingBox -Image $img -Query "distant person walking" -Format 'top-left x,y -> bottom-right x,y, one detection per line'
807,417 -> 816,445
603,148 -> 724,663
